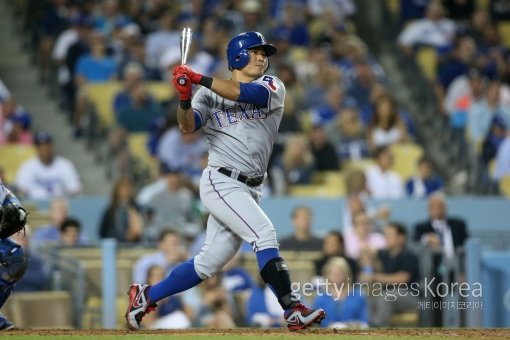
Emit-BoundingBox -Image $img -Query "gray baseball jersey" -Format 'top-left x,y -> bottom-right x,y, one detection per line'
192,75 -> 285,177
191,75 -> 286,279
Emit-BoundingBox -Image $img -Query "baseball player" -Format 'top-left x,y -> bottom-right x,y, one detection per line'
0,181 -> 28,330
126,31 -> 326,330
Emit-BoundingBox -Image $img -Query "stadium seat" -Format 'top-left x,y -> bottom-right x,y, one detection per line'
127,132 -> 159,177
390,143 -> 424,180
3,291 -> 73,328
0,144 -> 36,184
499,176 -> 510,198
81,259 -> 132,297
498,22 -> 510,49
288,183 -> 345,197
27,210 -> 52,230
342,159 -> 375,172
476,0 -> 489,9
59,247 -> 102,260
416,47 -> 437,82
82,296 -> 127,329
389,311 -> 419,327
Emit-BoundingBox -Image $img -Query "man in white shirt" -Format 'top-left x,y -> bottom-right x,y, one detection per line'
365,146 -> 404,199
397,0 -> 456,53
16,132 -> 82,200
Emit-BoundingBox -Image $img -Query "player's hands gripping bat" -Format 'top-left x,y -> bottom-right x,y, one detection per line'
0,204 -> 27,239
177,27 -> 193,86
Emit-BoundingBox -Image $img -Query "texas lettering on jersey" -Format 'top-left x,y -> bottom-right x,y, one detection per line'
210,103 -> 267,129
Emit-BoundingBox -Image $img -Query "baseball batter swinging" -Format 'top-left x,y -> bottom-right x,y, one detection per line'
126,31 -> 326,331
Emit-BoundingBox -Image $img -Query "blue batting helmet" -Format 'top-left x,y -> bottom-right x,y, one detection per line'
226,31 -> 277,71
0,238 -> 28,283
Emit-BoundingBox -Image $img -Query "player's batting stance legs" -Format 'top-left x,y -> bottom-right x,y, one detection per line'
126,30 -> 325,331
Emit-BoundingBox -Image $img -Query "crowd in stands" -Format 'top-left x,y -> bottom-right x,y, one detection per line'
397,0 -> 510,191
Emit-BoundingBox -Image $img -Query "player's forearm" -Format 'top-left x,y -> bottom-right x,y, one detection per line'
209,78 -> 241,102
177,104 -> 195,134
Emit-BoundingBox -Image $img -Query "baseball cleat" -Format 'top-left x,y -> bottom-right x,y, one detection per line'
283,303 -> 326,331
0,315 -> 14,331
125,284 -> 157,330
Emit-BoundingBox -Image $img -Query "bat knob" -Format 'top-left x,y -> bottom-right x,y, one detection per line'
177,77 -> 187,86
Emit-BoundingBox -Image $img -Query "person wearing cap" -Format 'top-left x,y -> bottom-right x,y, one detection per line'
15,132 -> 82,200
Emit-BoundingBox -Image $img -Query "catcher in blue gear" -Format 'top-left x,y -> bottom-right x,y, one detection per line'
0,181 -> 28,330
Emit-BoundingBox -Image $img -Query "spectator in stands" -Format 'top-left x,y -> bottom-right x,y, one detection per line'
492,119 -> 510,181
307,0 -> 356,21
145,167 -> 199,240
196,274 -> 236,328
222,252 -> 255,295
157,127 -> 208,185
237,0 -> 267,35
365,146 -> 405,199
405,157 -> 444,198
113,62 -> 145,118
32,197 -> 69,246
481,115 -> 508,168
327,107 -> 371,162
116,30 -> 161,81
59,217 -> 83,247
245,279 -> 285,327
346,60 -> 382,110
278,134 -> 315,187
0,96 -> 33,144
397,0 -> 456,54
116,81 -> 162,133
141,265 -> 192,329
280,206 -> 323,251
358,222 -> 419,327
399,0 -> 429,23
277,63 -> 303,134
490,0 -> 510,21
468,80 -> 510,150
311,85 -> 355,126
132,229 -> 185,284
313,257 -> 368,328
99,177 -> 143,242
10,226 -> 51,292
145,10 -> 180,68
367,94 -> 408,151
310,124 -> 340,171
436,35 -> 477,110
344,210 -> 386,260
314,231 -> 357,279
16,132 -> 82,200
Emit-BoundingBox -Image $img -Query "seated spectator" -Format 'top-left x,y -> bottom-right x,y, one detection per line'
277,63 -> 303,134
99,177 -> 143,242
492,121 -> 510,181
309,124 -> 340,171
469,81 -> 510,151
397,1 -> 456,54
135,162 -> 170,208
141,265 -> 192,329
367,94 -> 408,150
117,32 -> 161,81
279,206 -> 323,251
0,97 -> 33,145
222,252 -> 255,294
10,226 -> 51,292
327,107 -> 371,162
245,280 -> 284,327
307,0 -> 356,21
279,134 -> 315,186
314,231 -> 358,279
314,257 -> 368,328
482,115 -> 508,171
344,211 -> 386,260
145,167 -> 199,240
59,217 -> 83,247
358,223 -> 419,327
16,132 -> 82,200
116,81 -> 162,133
445,68 -> 486,134
405,157 -> 444,198
365,146 -> 405,199
196,274 -> 236,328
145,11 -> 180,68
113,62 -> 145,119
311,85 -> 355,126
157,127 -> 208,185
32,198 -> 69,246
132,229 -> 185,284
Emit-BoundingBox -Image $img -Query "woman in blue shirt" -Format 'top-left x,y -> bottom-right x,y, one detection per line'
313,257 -> 369,328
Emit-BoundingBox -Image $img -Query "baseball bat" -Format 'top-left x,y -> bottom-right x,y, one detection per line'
178,27 -> 193,86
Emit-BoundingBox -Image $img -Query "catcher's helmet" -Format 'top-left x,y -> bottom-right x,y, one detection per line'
227,31 -> 277,70
0,238 -> 28,283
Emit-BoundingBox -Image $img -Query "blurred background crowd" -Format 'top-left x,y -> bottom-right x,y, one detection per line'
0,0 -> 509,331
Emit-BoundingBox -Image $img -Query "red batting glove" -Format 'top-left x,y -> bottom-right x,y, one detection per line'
172,73 -> 192,101
173,65 -> 203,85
